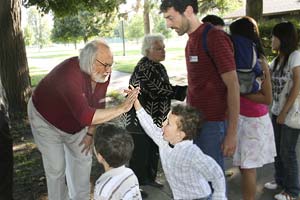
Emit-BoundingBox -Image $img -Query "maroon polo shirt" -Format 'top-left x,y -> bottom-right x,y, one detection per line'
185,23 -> 236,121
32,57 -> 109,134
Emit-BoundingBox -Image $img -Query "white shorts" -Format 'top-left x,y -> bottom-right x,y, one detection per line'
233,113 -> 277,169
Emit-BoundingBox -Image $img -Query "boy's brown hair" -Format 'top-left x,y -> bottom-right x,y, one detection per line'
94,123 -> 134,168
171,104 -> 203,140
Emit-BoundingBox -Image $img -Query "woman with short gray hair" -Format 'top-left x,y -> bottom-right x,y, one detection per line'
141,34 -> 165,57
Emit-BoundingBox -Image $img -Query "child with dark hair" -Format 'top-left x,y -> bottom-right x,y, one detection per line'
229,16 -> 265,94
202,15 -> 225,30
264,21 -> 300,200
134,99 -> 226,200
93,123 -> 142,200
229,16 -> 276,200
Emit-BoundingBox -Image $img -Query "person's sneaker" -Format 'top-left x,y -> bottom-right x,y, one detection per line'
225,170 -> 234,177
147,180 -> 164,188
140,189 -> 148,199
264,181 -> 279,190
274,191 -> 297,200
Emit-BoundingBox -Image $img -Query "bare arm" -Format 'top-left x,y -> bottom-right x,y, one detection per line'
221,70 -> 240,157
243,58 -> 272,105
277,66 -> 300,124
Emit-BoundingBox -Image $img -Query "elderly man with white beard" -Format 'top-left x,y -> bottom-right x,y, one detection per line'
27,39 -> 139,200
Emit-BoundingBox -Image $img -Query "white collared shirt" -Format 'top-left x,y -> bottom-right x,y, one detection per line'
136,108 -> 227,200
94,165 -> 142,200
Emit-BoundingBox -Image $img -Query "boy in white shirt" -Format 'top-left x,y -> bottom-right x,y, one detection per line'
93,123 -> 142,200
134,99 -> 227,200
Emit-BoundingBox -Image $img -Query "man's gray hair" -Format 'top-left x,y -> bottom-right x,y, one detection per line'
79,39 -> 108,75
141,34 -> 165,56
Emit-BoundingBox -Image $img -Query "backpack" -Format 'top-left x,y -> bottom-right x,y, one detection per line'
202,23 -> 263,94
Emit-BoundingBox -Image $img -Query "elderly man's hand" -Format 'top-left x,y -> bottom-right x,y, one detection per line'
79,133 -> 93,155
122,86 -> 140,112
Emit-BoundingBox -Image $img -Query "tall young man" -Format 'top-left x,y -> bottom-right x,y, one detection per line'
160,0 -> 240,170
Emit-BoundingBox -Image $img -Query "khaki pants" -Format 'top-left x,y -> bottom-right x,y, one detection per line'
27,98 -> 92,200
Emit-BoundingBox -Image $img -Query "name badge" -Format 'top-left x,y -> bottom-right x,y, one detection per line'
189,56 -> 198,62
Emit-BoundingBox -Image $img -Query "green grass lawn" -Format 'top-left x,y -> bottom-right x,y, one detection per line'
28,44 -> 186,86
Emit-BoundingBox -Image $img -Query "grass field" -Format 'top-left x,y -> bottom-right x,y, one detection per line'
27,39 -> 187,86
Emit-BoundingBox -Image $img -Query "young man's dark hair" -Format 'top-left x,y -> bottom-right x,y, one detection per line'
94,123 -> 134,168
202,15 -> 225,26
160,0 -> 198,14
171,104 -> 202,140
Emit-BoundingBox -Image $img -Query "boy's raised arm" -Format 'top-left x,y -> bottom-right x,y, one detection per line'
133,98 -> 142,111
135,99 -> 167,147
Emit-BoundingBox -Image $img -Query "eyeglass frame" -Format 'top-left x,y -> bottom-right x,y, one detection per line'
95,58 -> 113,69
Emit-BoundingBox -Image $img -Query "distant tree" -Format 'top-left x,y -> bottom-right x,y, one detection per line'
51,15 -> 82,49
134,0 -> 158,35
24,0 -> 126,17
27,7 -> 51,49
125,14 -> 144,42
143,0 -> 151,34
77,11 -> 116,43
23,25 -> 34,46
198,0 -> 243,15
152,14 -> 172,38
150,3 -> 172,38
52,10 -> 117,47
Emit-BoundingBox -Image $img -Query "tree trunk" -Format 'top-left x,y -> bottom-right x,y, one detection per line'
0,82 -> 13,199
0,0 -> 32,119
83,36 -> 88,43
246,0 -> 263,22
143,0 -> 151,34
74,41 -> 77,50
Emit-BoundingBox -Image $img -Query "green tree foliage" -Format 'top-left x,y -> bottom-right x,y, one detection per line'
132,0 -> 158,35
27,7 -> 51,49
52,10 -> 117,46
77,11 -> 117,42
23,0 -> 126,17
198,0 -> 243,15
152,14 -> 172,38
125,14 -> 144,42
23,26 -> 34,46
51,15 -> 82,48
149,3 -> 171,38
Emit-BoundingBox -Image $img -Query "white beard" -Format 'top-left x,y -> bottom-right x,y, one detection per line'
92,72 -> 109,83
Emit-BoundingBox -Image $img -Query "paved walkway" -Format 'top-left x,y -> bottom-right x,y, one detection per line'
108,71 -> 284,200
108,70 -> 187,93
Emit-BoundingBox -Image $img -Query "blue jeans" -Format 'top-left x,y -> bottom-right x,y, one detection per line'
272,115 -> 300,197
193,121 -> 226,170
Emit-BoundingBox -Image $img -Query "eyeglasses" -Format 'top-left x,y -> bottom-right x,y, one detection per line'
96,59 -> 113,69
151,47 -> 165,52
